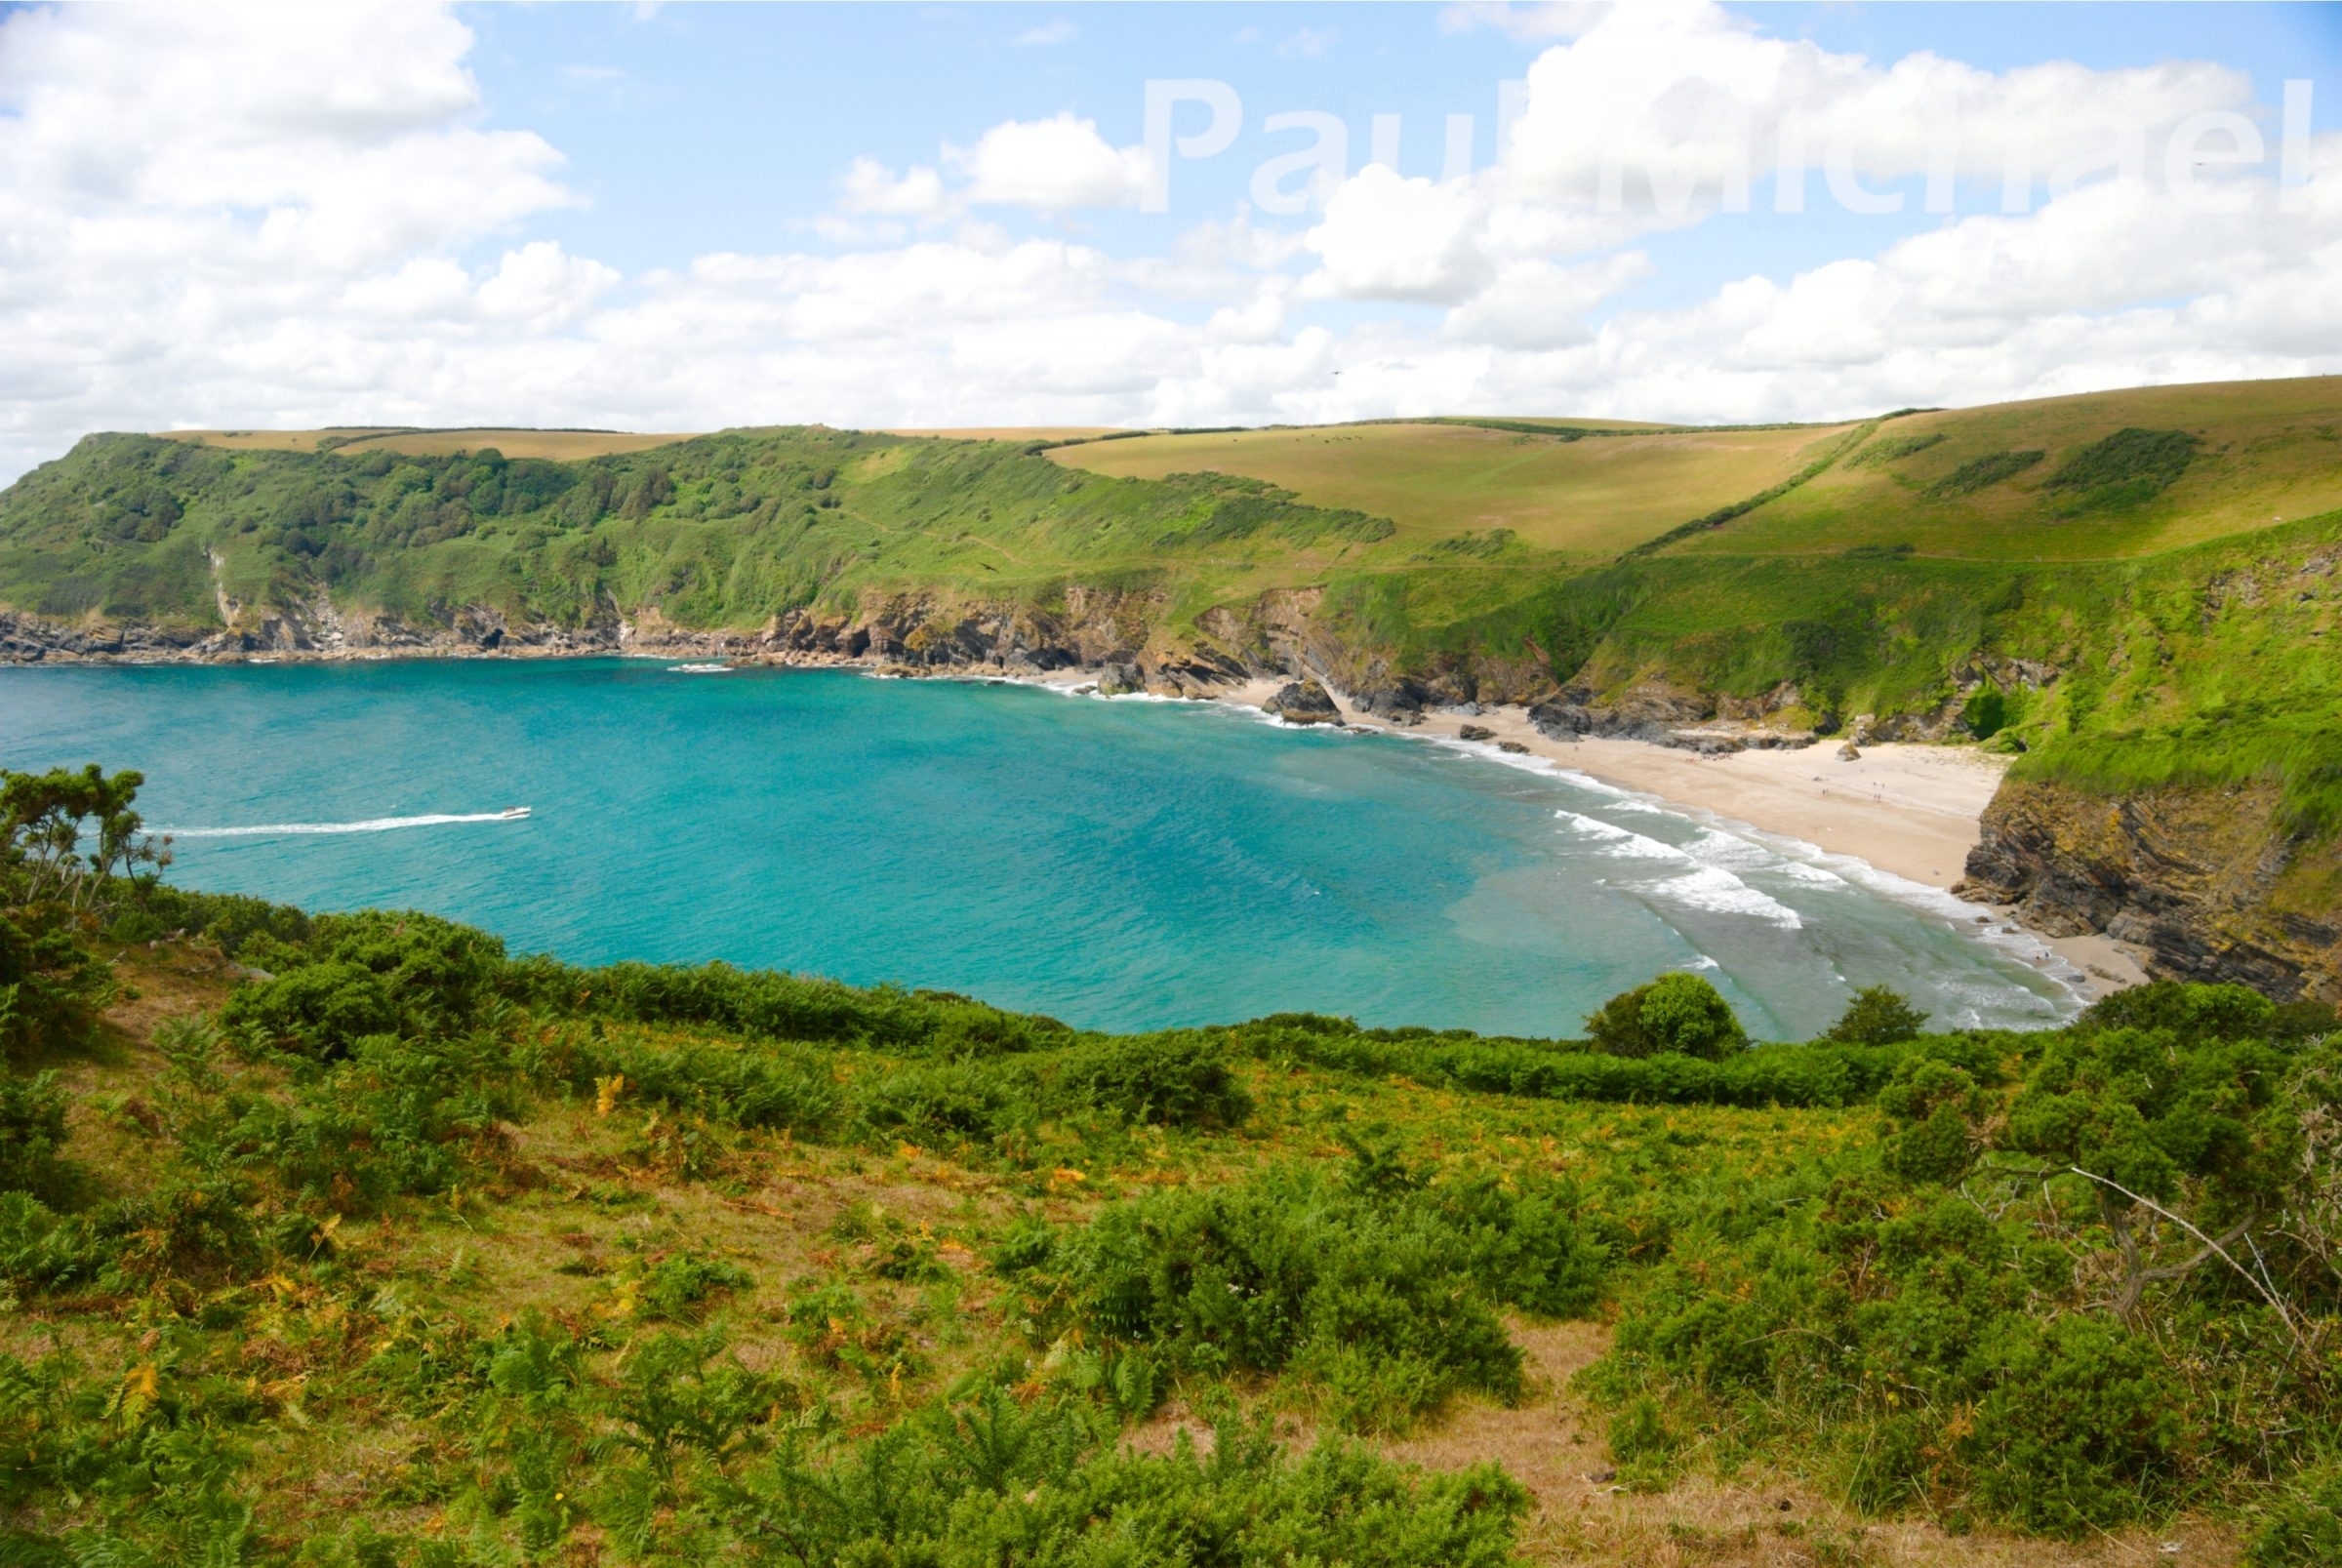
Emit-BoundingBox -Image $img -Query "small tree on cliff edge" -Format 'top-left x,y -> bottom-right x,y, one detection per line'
1827,985 -> 1930,1045
1584,972 -> 1749,1060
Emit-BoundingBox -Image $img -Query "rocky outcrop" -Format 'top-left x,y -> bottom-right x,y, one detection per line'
1265,678 -> 1340,725
1959,775 -> 2342,1000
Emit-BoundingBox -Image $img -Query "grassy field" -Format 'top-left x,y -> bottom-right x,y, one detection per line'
1047,422 -> 1857,557
1672,376 -> 2342,562
883,425 -> 1125,442
166,428 -> 698,461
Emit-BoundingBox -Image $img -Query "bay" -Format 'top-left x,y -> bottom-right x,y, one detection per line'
0,659 -> 2075,1037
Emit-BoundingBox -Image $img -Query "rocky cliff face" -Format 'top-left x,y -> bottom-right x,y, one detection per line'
16,584 -> 2338,1001
1960,775 -> 2342,1000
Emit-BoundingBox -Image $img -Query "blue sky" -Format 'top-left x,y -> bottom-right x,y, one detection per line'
459,3 -> 2339,301
0,2 -> 2337,477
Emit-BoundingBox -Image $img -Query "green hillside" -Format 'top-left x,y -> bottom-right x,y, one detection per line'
4,378 -> 2341,992
6,778 -> 2342,1565
1670,376 -> 2342,562
1046,421 -> 1848,558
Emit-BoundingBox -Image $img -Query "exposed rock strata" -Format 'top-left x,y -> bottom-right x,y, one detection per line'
1960,776 -> 2342,1001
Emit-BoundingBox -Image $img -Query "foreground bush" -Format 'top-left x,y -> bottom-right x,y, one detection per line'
1007,1157 -> 1602,1431
1589,1003 -> 2341,1537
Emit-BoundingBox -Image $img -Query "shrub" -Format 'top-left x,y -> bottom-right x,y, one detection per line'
1961,684 -> 2007,740
1584,973 -> 1749,1060
1925,448 -> 2044,499
223,910 -> 506,1058
1019,1161 -> 1599,1430
1963,1314 -> 2182,1535
0,1070 -> 68,1194
2076,980 -> 2276,1043
728,1402 -> 1526,1568
627,1251 -> 753,1323
856,1061 -> 1037,1147
582,1035 -> 838,1136
0,903 -> 113,1059
1054,1033 -> 1253,1128
2251,1466 -> 2342,1566
1826,985 -> 1930,1045
1877,1059 -> 1987,1184
2044,427 -> 2200,506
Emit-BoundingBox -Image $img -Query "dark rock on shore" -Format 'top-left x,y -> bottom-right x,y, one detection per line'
1265,678 -> 1340,725
1458,724 -> 1495,742
1527,699 -> 1591,741
1097,663 -> 1148,697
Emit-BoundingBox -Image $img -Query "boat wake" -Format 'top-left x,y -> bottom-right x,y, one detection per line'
162,808 -> 531,839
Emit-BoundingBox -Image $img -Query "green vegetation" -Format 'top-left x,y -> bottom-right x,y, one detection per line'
7,766 -> 2342,1563
1580,972 -> 1748,1060
8,382 -> 2342,862
2044,425 -> 2202,511
1923,448 -> 2043,499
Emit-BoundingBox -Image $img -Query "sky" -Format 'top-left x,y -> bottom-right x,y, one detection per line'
0,0 -> 2338,481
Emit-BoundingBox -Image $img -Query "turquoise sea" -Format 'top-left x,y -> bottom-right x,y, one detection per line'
0,660 -> 2077,1038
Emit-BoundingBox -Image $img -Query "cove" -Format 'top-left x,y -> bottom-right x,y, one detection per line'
0,659 -> 2076,1038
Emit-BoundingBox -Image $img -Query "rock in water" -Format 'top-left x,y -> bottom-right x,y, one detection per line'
1458,723 -> 1495,742
1497,741 -> 1531,754
1266,677 -> 1340,725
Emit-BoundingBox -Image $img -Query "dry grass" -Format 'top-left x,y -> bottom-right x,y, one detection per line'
160,428 -> 408,453
885,426 -> 1127,442
1677,373 -> 2342,562
1047,422 -> 1858,556
159,428 -> 698,460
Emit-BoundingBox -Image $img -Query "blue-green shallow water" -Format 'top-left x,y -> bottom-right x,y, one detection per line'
0,660 -> 2077,1037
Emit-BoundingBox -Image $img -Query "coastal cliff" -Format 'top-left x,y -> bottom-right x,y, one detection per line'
5,421 -> 2341,999
1961,776 -> 2342,1001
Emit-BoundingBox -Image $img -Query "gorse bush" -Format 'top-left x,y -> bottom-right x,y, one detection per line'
223,909 -> 507,1058
1053,1031 -> 1252,1128
1591,997 -> 2342,1538
1006,1153 -> 1603,1431
0,1069 -> 68,1195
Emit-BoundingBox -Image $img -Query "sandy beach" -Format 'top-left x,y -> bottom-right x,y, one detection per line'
1190,675 -> 2152,1001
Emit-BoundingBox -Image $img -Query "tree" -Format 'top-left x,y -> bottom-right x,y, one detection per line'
1,764 -> 170,909
1826,985 -> 1929,1044
1584,973 -> 1749,1060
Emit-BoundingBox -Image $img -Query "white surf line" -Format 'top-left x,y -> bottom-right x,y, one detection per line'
160,812 -> 531,838
1282,707 -> 2090,1011
904,668 -> 2089,1010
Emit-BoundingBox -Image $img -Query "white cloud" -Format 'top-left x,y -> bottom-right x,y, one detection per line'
1500,1 -> 2254,214
477,242 -> 621,332
954,113 -> 1152,212
1276,28 -> 1337,59
1304,166 -> 1493,302
1012,20 -> 1076,47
